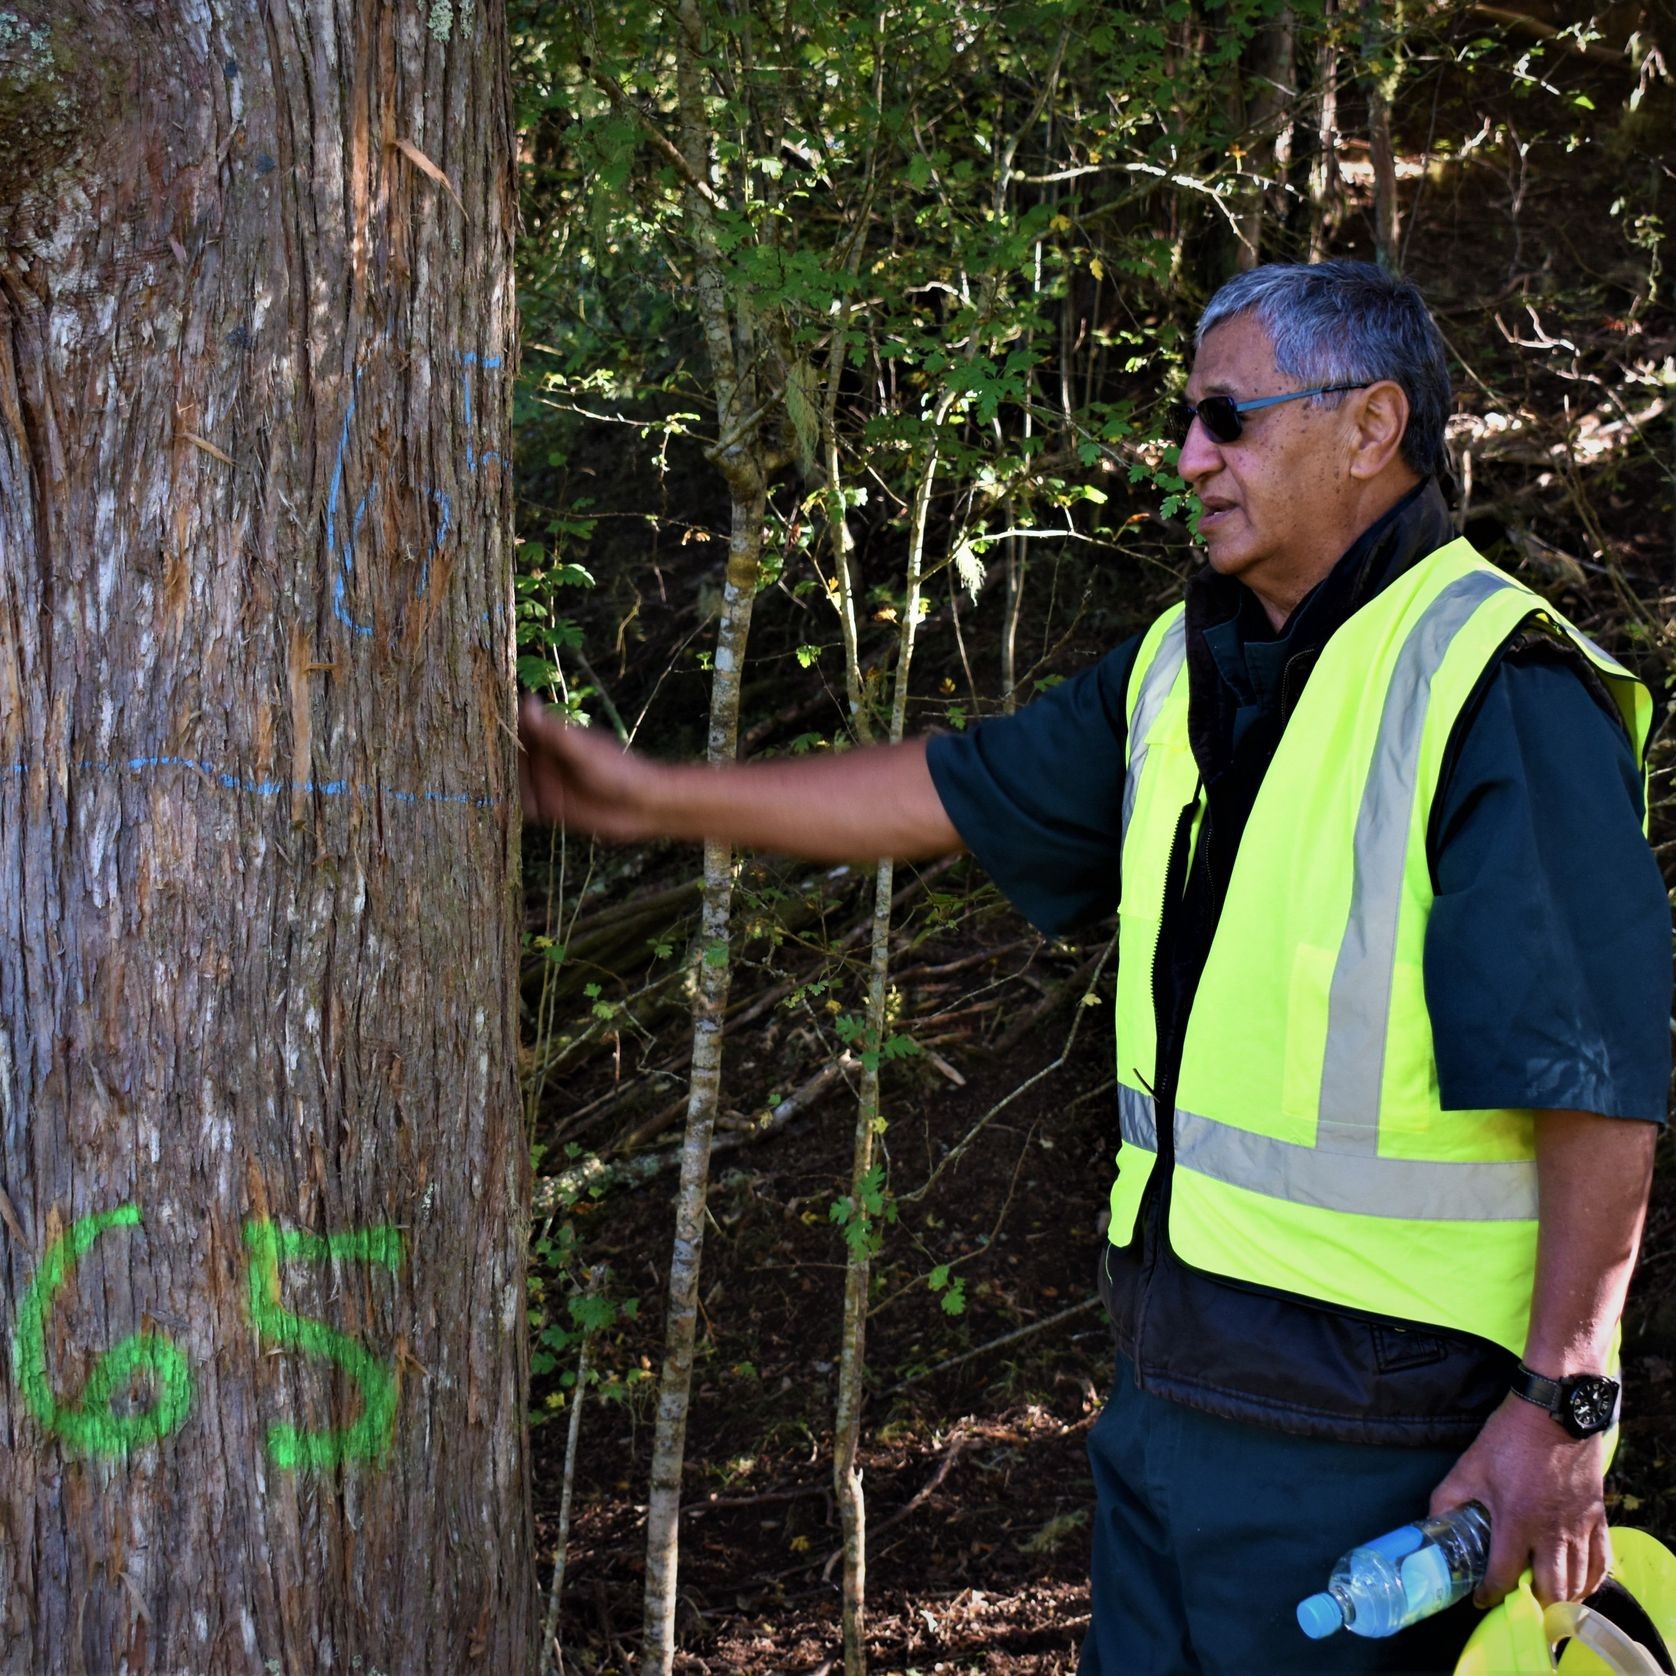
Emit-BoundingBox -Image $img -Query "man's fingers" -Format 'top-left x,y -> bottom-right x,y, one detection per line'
1588,1521 -> 1612,1598
515,694 -> 655,839
1474,1506 -> 1531,1609
519,691 -> 564,748
1533,1529 -> 1585,1608
517,696 -> 575,827
521,750 -> 564,826
1531,1523 -> 1607,1607
1427,1472 -> 1471,1521
1530,1541 -> 1565,1609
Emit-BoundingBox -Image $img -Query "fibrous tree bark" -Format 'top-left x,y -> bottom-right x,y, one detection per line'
0,3 -> 532,1670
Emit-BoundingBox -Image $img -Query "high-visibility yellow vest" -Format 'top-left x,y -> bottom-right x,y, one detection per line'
1110,538 -> 1651,1354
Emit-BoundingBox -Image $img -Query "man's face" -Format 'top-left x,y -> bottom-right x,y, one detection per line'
1178,314 -> 1355,612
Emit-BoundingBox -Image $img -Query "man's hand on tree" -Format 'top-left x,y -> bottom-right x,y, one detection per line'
517,696 -> 962,863
1428,1391 -> 1609,1609
518,695 -> 660,840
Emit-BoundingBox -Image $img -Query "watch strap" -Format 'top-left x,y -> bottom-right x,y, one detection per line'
1510,1363 -> 1566,1416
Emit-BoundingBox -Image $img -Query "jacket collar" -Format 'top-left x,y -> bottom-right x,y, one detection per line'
1183,477 -> 1457,781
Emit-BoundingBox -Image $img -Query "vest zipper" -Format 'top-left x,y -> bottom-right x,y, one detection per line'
1130,784 -> 1203,1388
1132,787 -> 1200,1267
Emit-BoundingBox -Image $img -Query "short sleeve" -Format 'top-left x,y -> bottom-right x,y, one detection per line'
925,637 -> 1143,935
1425,646 -> 1671,1122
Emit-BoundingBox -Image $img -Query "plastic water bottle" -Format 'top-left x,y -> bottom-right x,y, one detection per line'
1296,1502 -> 1490,1641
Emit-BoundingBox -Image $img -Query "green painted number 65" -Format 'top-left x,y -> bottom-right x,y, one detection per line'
12,1205 -> 193,1457
9,1204 -> 407,1467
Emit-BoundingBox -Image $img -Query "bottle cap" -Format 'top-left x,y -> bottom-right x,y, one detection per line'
1296,1592 -> 1344,1640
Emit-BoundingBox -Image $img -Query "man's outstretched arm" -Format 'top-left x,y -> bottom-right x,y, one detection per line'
518,694 -> 965,863
1428,1109 -> 1657,1608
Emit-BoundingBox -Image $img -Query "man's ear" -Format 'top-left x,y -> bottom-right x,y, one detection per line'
1346,379 -> 1412,481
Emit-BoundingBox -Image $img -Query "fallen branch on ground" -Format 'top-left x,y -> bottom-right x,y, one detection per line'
882,1295 -> 1104,1396
533,1059 -> 853,1210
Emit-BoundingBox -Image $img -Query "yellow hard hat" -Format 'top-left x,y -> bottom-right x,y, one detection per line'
1454,1528 -> 1676,1675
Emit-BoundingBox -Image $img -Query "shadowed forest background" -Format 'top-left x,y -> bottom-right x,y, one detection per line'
508,2 -> 1676,1668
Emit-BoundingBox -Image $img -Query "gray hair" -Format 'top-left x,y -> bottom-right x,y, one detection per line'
1196,261 -> 1452,482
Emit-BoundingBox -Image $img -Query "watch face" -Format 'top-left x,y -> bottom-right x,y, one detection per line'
1565,1377 -> 1618,1436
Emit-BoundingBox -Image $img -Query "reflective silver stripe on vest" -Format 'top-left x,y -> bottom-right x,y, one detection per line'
1118,1085 -> 1536,1220
1173,1105 -> 1538,1222
1121,614 -> 1188,848
1317,569 -> 1515,1151
1573,626 -> 1628,679
1118,1083 -> 1157,1149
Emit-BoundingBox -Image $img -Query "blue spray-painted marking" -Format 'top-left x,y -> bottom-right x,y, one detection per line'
416,488 -> 452,599
3,756 -> 500,810
327,349 -> 489,635
458,352 -> 504,476
325,374 -> 374,639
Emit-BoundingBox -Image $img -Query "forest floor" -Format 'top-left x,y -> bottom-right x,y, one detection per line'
526,856 -> 1676,1672
528,846 -> 1129,1672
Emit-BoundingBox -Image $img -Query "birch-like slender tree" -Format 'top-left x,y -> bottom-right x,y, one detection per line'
640,2 -> 781,1665
0,2 -> 532,1668
829,390 -> 952,1675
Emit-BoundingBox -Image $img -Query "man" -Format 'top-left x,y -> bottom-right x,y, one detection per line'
520,261 -> 1669,1673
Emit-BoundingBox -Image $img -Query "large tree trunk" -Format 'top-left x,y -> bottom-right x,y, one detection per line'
0,4 -> 533,1670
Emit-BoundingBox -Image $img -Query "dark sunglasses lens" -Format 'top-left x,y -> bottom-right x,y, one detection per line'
1198,396 -> 1242,443
1166,397 -> 1242,445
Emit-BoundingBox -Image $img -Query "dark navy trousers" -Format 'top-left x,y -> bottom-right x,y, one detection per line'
1081,1357 -> 1483,1675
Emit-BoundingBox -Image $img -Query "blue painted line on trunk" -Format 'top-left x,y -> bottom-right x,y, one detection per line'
2,756 -> 499,809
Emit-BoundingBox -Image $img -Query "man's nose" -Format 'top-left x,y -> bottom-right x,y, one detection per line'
1176,417 -> 1220,487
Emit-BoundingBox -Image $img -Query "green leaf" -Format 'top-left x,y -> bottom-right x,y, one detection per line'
570,1293 -> 617,1333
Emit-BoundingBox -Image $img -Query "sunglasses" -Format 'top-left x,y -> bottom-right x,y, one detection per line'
1166,383 -> 1372,446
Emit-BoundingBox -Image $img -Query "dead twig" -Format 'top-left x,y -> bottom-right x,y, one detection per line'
821,1429 -> 972,1583
533,1059 -> 852,1210
881,1295 -> 1104,1397
541,1265 -> 607,1676
900,935 -> 1114,1205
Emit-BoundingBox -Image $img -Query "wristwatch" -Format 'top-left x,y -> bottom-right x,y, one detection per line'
1510,1363 -> 1620,1439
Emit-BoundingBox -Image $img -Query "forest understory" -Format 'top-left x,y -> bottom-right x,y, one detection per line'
511,2 -> 1676,1668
